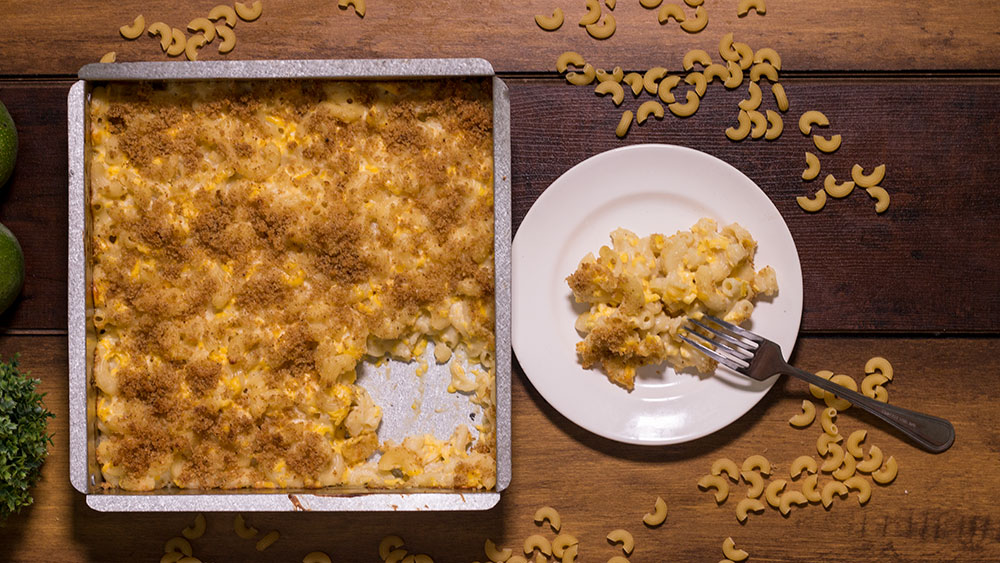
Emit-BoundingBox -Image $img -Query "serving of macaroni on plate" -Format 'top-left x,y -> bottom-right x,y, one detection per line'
567,218 -> 777,390
87,78 -> 496,491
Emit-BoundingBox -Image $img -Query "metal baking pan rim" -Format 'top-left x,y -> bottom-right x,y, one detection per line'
68,58 -> 511,511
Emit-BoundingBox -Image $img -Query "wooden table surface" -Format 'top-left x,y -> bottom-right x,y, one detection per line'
2,1 -> 999,561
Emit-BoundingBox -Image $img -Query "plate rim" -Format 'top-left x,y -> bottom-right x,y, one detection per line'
512,143 -> 803,446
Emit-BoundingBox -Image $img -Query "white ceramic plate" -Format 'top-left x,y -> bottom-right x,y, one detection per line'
512,144 -> 803,445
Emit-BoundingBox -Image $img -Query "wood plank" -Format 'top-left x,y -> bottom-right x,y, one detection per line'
2,1 -> 1000,76
0,82 -> 69,331
0,78 -> 997,333
1,335 -> 997,561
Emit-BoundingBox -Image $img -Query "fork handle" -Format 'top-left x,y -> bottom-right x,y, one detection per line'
785,366 -> 955,453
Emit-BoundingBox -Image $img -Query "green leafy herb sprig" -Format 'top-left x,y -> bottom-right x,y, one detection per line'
1,356 -> 54,522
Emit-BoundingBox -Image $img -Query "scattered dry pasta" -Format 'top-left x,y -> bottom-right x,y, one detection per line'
789,400 -> 817,427
535,8 -> 565,31
643,496 -> 668,526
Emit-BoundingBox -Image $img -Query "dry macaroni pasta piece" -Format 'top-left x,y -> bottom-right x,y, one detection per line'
234,514 -> 258,539
641,0 -> 663,7
741,470 -> 765,499
810,370 -> 834,399
711,457 -> 741,481
686,71 -> 707,97
798,110 -> 829,135
741,455 -> 770,475
607,0 -> 617,9
256,530 -> 280,552
535,8 -> 565,30
846,430 -> 868,458
817,432 -> 842,456
643,67 -> 669,94
596,66 -> 624,82
821,481 -> 849,508
187,17 -> 216,42
643,496 -> 668,526
852,164 -> 886,188
524,535 -> 552,557
595,81 -> 626,106
164,537 -> 193,557
820,443 -> 846,473
551,534 -> 579,558
606,529 -> 635,555
704,63 -> 731,83
556,51 -> 586,73
723,537 -> 749,562
486,539 -> 513,562
789,399 -> 816,427
657,75 -> 682,103
764,479 -> 787,508
165,28 -> 187,57
778,490 -> 808,515
802,152 -> 821,181
680,6 -> 708,32
182,514 -> 206,539
801,474 -> 822,503
100,52 -> 116,63
737,0 -> 766,16
636,100 -> 665,124
566,64 -> 597,85
608,558 -> 629,563
698,474 -> 730,503
733,42 -> 754,69
623,72 -> 644,95
825,374 -> 857,410
845,475 -> 872,504
386,550 -> 408,563
753,48 -> 781,70
120,15 -> 145,39
789,455 -> 818,478
867,187 -> 891,214
814,134 -> 843,153
148,22 -> 172,51
184,34 -> 207,62
580,0 -> 601,25
685,0 -> 703,5
216,25 -> 236,54
615,110 -> 634,138
658,3 -> 686,23
235,1 -> 264,21
861,372 -> 889,399
338,0 -> 365,18
303,552 -> 332,563
161,554 -> 183,563
561,544 -> 579,563
748,110 -> 767,139
586,14 -> 617,39
832,452 -> 857,481
724,61 -> 743,89
380,536 -> 406,560
872,456 -> 898,485
750,62 -> 778,83
865,356 -> 894,380
764,110 -> 783,140
771,83 -> 789,111
820,407 -> 838,436
856,445 -> 884,473
208,5 -> 238,26
669,91 -> 700,117
735,498 -> 765,523
534,506 -> 562,533
725,110 -> 752,142
719,33 -> 739,61
683,49 -> 712,70
738,82 -> 762,111
797,188 -> 827,212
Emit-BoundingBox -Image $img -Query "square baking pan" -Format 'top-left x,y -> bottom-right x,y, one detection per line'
68,58 -> 511,511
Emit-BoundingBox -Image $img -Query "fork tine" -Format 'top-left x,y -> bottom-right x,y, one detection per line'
683,328 -> 754,365
703,314 -> 763,343
689,318 -> 758,354
678,334 -> 750,372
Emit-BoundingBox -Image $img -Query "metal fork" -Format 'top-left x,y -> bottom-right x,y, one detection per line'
679,315 -> 955,453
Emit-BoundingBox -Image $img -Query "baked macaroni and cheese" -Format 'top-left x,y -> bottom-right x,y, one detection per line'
88,79 -> 496,491
567,218 -> 777,390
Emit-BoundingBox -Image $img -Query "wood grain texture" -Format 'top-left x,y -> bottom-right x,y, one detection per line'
2,1 -> 1000,76
1,336 -> 997,562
